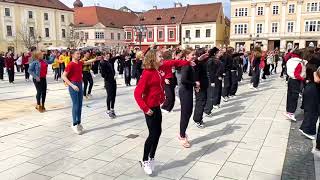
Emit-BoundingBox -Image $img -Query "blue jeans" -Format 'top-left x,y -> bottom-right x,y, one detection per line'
69,82 -> 83,126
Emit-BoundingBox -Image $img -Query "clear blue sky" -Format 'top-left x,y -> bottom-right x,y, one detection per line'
60,0 -> 231,17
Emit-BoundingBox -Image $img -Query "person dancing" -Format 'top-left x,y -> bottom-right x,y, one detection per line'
62,50 -> 98,135
134,49 -> 193,175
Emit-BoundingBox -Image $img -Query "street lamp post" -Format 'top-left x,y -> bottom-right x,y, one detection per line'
134,24 -> 147,50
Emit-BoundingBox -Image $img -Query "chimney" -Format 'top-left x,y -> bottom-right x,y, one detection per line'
153,5 -> 157,9
174,2 -> 182,7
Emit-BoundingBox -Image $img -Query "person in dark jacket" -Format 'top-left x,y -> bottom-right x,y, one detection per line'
230,52 -> 241,96
204,47 -> 220,116
100,52 -> 119,119
299,54 -> 320,140
193,48 -> 209,129
135,51 -> 144,84
124,50 -> 132,86
221,47 -> 233,102
0,53 -> 4,80
251,47 -> 262,89
5,52 -> 15,83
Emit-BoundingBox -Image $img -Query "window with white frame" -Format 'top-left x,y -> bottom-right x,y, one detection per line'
44,13 -> 49,21
61,15 -> 65,22
235,8 -> 248,17
256,23 -> 263,34
257,7 -> 264,15
287,22 -> 294,32
158,30 -> 163,39
5,8 -> 10,17
117,33 -> 121,40
234,24 -> 248,34
273,5 -> 279,14
62,29 -> 66,38
29,27 -> 34,37
45,28 -> 50,37
288,4 -> 295,13
148,31 -> 153,39
28,11 -> 33,19
85,32 -> 89,40
126,32 -> 132,39
272,22 -> 278,33
185,30 -> 190,38
206,29 -> 211,37
307,2 -> 319,12
6,25 -> 12,36
195,29 -> 200,38
169,30 -> 174,39
305,20 -> 320,32
111,33 -> 114,40
95,32 -> 105,39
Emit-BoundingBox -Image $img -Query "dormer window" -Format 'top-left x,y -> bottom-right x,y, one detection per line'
156,17 -> 161,21
170,16 -> 175,20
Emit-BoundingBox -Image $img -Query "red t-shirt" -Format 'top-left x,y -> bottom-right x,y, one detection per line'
65,61 -> 83,82
39,60 -> 47,78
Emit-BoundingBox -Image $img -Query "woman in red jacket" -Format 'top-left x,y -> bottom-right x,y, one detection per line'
5,52 -> 15,83
134,49 -> 193,175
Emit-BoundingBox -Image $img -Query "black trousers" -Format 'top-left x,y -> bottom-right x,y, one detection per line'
237,66 -> 243,82
83,71 -> 93,96
286,78 -> 301,113
193,89 -> 207,123
124,67 -> 131,85
0,67 -> 3,80
222,71 -> 231,97
58,63 -> 65,78
161,81 -> 176,112
213,79 -> 222,106
143,106 -> 162,161
300,83 -> 319,135
54,69 -> 59,80
204,86 -> 214,114
252,68 -> 260,88
24,64 -> 30,80
7,69 -> 14,83
230,71 -> 238,95
243,64 -> 248,73
179,87 -> 193,138
280,64 -> 286,77
33,78 -> 47,106
105,80 -> 117,111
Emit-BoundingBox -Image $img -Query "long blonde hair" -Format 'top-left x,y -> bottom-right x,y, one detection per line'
143,49 -> 160,69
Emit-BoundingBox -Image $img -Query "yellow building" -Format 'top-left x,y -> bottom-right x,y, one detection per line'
0,0 -> 74,54
230,0 -> 320,51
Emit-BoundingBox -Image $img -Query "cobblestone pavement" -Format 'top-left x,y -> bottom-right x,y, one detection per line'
0,71 -> 316,180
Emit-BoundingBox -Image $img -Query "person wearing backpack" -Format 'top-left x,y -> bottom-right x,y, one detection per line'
284,49 -> 307,121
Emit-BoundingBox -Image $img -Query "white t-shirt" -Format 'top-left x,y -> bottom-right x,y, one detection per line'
16,56 -> 22,65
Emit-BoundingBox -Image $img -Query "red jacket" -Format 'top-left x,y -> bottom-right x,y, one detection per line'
134,60 -> 190,113
22,54 -> 31,65
5,57 -> 15,69
159,60 -> 189,79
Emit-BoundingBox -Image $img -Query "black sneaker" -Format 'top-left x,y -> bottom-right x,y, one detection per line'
195,121 -> 205,129
111,110 -> 117,118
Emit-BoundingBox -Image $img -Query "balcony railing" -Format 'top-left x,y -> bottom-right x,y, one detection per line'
231,32 -> 320,40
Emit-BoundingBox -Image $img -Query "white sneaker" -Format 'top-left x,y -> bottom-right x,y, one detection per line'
78,124 -> 84,133
222,97 -> 228,102
140,161 -> 152,175
72,125 -> 81,135
161,109 -> 170,114
213,105 -> 219,109
299,129 -> 315,140
149,158 -> 155,171
284,112 -> 296,122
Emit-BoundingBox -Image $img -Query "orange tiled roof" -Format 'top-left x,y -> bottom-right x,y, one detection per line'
182,3 -> 222,24
0,0 -> 72,11
74,6 -> 138,28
